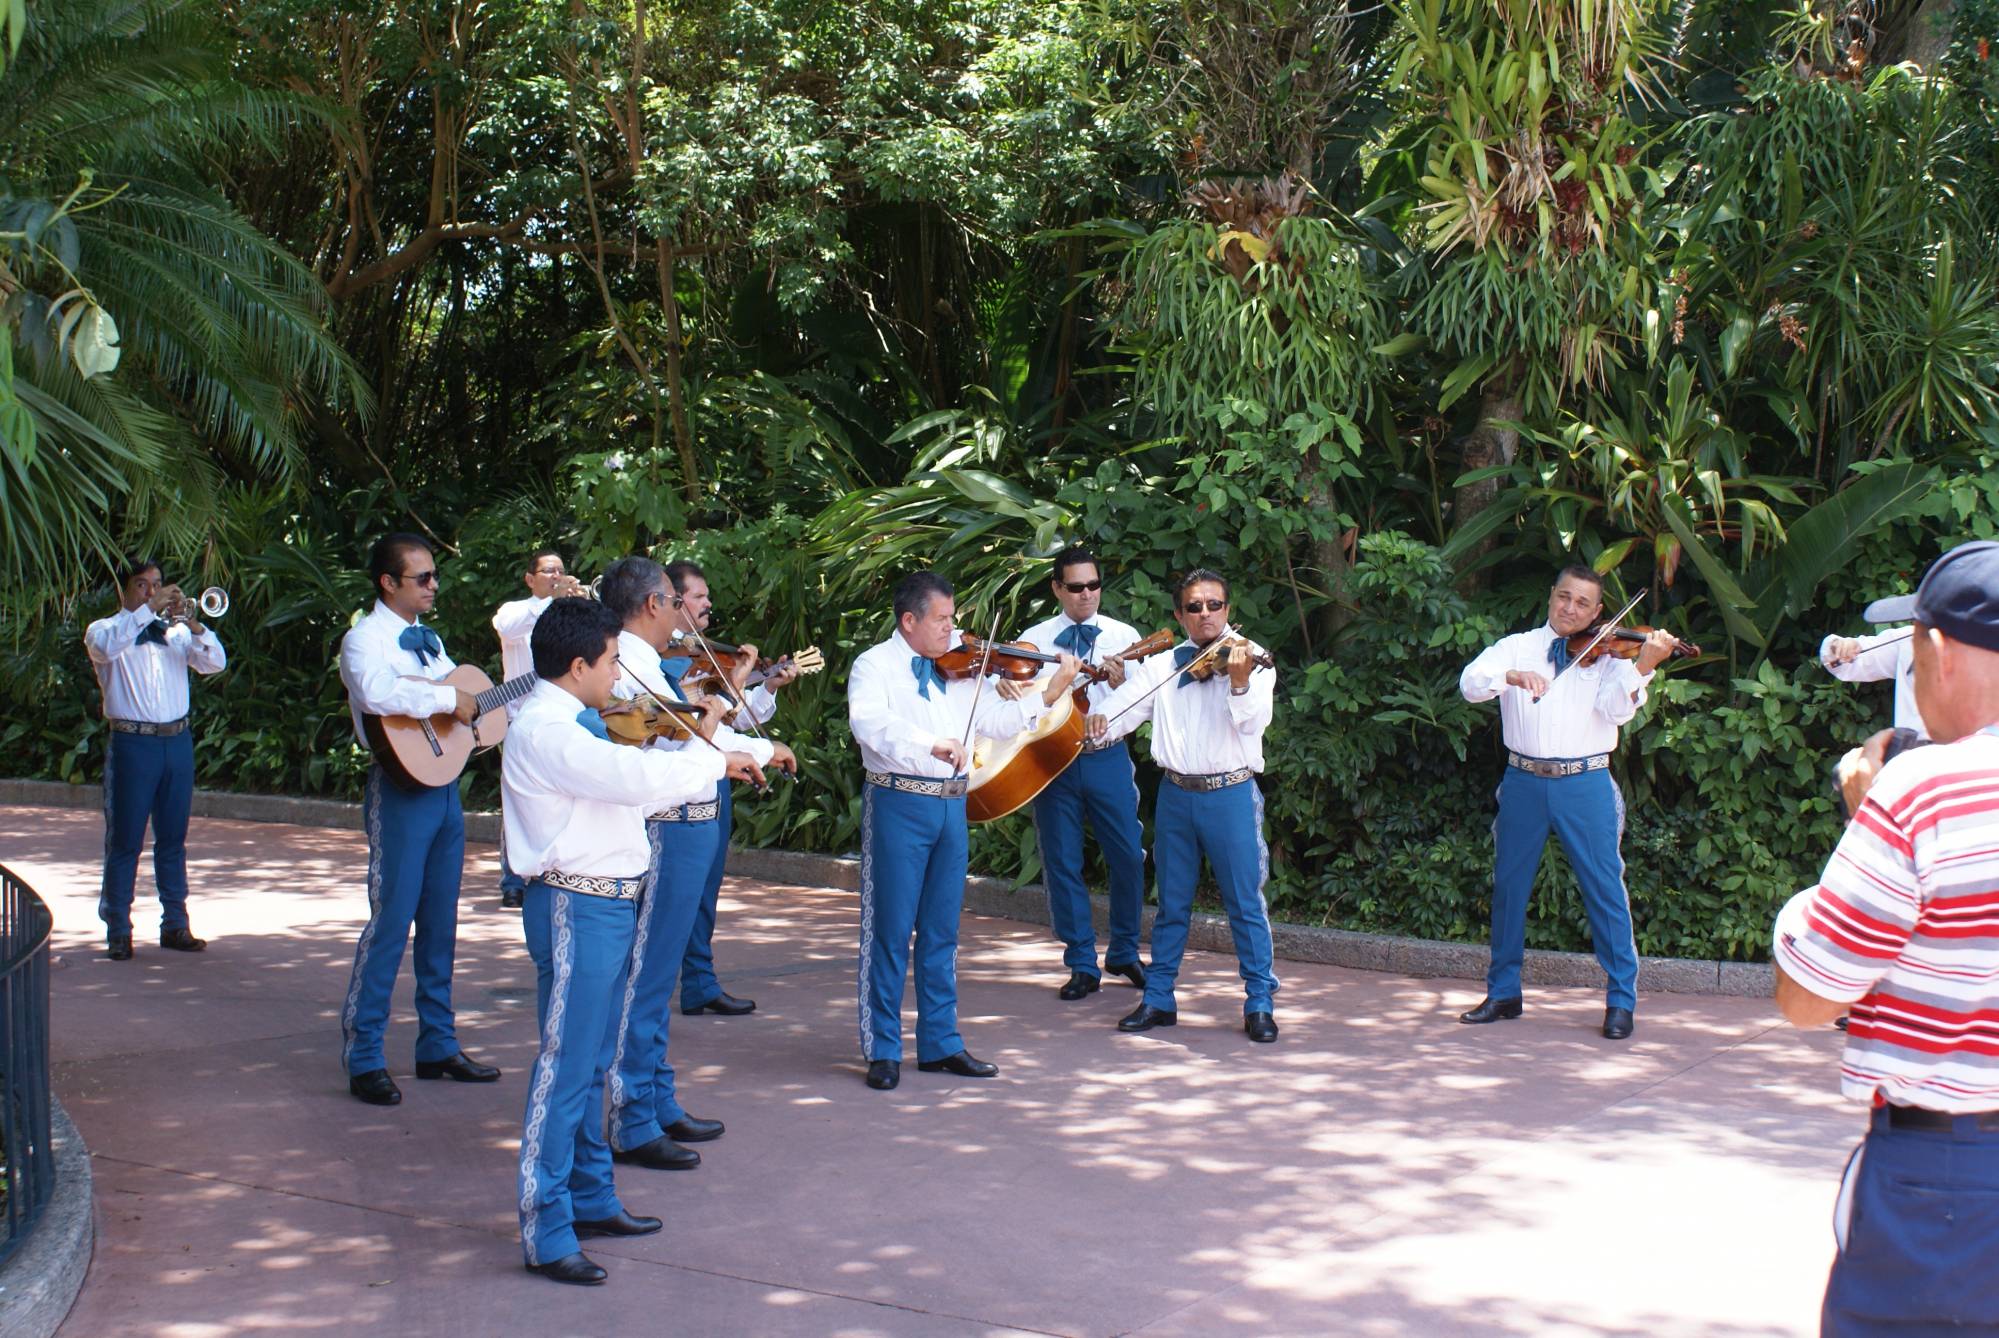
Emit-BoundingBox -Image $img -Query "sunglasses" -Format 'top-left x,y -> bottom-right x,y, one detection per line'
1181,599 -> 1227,614
399,570 -> 440,588
1061,580 -> 1103,594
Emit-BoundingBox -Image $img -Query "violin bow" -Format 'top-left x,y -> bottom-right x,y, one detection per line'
1533,587 -> 1646,705
612,663 -> 730,757
675,622 -> 786,788
1098,623 -> 1240,734
950,609 -> 1004,781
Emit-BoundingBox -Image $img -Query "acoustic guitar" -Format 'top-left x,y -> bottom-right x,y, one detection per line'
362,666 -> 537,790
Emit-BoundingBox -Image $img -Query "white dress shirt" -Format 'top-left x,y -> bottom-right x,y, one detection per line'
1459,625 -> 1652,758
611,629 -> 776,768
1093,639 -> 1276,774
502,680 -> 726,880
492,595 -> 551,715
338,600 -> 460,746
85,604 -> 226,722
847,630 -> 1045,777
1017,610 -> 1144,713
1821,629 -> 1925,738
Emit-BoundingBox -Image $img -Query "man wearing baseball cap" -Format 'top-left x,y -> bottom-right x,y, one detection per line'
1772,539 -> 1999,1335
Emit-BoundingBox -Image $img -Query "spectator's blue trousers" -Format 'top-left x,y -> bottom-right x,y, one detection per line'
517,881 -> 635,1266
99,728 -> 195,940
1031,740 -> 1147,974
857,781 -> 967,1064
679,783 -> 733,1010
1485,766 -> 1639,1010
340,766 -> 464,1076
1823,1106 -> 1999,1335
609,809 -> 718,1150
1145,778 -> 1278,1015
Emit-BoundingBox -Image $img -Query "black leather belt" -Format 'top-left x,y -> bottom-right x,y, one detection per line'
108,717 -> 189,737
1164,767 -> 1253,792
1884,1104 -> 1999,1132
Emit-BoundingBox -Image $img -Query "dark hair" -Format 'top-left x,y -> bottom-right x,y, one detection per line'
1174,568 -> 1230,604
1049,546 -> 1100,587
526,547 -> 564,572
662,560 -> 706,595
531,597 -> 622,679
1556,564 -> 1605,593
597,555 -> 667,622
893,571 -> 953,625
120,555 -> 162,586
368,532 -> 433,596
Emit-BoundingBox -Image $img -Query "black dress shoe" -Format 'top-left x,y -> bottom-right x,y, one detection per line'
349,1069 -> 402,1106
1245,1011 -> 1279,1043
528,1252 -> 606,1286
665,1116 -> 723,1143
1058,971 -> 1100,1001
107,936 -> 133,961
574,1210 -> 662,1239
917,1050 -> 998,1078
611,1136 -> 700,1170
682,992 -> 756,1016
1602,1006 -> 1635,1040
160,927 -> 206,952
500,887 -> 524,910
414,1052 -> 501,1082
1459,996 -> 1524,1025
1104,960 -> 1148,989
1118,1003 -> 1177,1033
865,1060 -> 901,1090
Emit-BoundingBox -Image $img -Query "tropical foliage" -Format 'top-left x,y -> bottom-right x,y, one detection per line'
3,0 -> 1997,963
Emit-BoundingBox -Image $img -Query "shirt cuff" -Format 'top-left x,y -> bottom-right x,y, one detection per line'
432,684 -> 459,715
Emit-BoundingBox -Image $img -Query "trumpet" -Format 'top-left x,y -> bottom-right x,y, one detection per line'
163,586 -> 229,626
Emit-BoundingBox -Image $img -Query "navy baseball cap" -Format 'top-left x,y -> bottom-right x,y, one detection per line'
1864,540 -> 1999,652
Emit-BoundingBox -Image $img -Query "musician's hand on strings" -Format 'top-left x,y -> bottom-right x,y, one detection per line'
1041,653 -> 1083,706
1102,655 -> 1127,689
994,678 -> 1032,701
1635,627 -> 1678,675
930,738 -> 969,771
693,698 -> 725,742
728,643 -> 759,693
1838,729 -> 1896,819
1227,643 -> 1253,693
1506,668 -> 1553,698
1825,636 -> 1862,667
1086,713 -> 1108,742
452,687 -> 480,725
762,659 -> 798,690
723,751 -> 765,786
767,741 -> 799,776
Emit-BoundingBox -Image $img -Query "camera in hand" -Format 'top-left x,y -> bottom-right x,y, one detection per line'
1833,727 -> 1928,820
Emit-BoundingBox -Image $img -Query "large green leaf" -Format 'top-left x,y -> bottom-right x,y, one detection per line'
1660,493 -> 1767,649
1770,462 -> 1938,617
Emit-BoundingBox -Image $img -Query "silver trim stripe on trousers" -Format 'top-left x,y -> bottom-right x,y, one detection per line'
606,825 -> 662,1144
649,801 -> 719,823
856,785 -> 878,1060
1164,767 -> 1254,793
339,771 -> 387,1073
1506,751 -> 1610,779
537,870 -> 645,900
107,716 -> 189,736
865,771 -> 967,799
518,889 -> 576,1265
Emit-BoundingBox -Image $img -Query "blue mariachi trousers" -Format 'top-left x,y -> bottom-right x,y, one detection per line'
857,783 -> 968,1064
1145,779 -> 1278,1015
517,882 -> 635,1266
1822,1107 -> 1999,1335
340,766 -> 464,1076
1031,740 -> 1147,974
608,810 -> 719,1151
678,783 -> 733,1011
1485,767 -> 1639,1010
98,729 -> 196,940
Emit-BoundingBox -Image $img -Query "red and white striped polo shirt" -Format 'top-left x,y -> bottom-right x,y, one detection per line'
1774,724 -> 1999,1113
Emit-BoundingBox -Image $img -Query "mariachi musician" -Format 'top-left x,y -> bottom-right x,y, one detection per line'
1002,547 -> 1149,1001
1085,569 -> 1281,1043
335,532 -> 500,1107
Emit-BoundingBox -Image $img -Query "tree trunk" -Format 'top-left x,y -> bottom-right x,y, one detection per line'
1308,475 -> 1353,643
1451,386 -> 1522,591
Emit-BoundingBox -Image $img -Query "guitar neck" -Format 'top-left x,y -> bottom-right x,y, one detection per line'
477,673 -> 538,715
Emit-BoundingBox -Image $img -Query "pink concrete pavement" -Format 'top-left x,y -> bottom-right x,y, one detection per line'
3,805 -> 1854,1338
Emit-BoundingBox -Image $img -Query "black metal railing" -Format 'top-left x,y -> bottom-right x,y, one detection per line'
0,862 -> 54,1265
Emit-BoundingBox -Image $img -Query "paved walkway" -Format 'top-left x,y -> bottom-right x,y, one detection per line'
4,805 -> 1853,1337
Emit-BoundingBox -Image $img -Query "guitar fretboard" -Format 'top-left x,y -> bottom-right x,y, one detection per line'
477,673 -> 538,715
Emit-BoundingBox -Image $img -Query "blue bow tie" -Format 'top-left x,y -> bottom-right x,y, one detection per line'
911,656 -> 946,699
136,619 -> 169,648
659,657 -> 691,702
576,707 -> 611,740
398,623 -> 442,665
1053,622 -> 1099,659
1547,634 -> 1573,673
1173,642 -> 1201,687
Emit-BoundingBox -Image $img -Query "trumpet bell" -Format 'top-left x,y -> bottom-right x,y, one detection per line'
197,587 -> 229,619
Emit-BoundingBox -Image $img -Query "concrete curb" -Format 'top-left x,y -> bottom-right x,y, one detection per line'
0,779 -> 1772,999
0,1097 -> 95,1338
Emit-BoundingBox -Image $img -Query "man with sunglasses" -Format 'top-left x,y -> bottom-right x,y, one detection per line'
1085,570 -> 1280,1043
492,548 -> 579,909
1010,547 -> 1150,1001
659,559 -> 800,1018
336,532 -> 501,1107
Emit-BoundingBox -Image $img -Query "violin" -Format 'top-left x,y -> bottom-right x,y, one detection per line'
1178,635 -> 1276,682
669,631 -> 826,696
1564,622 -> 1701,667
599,696 -> 718,746
936,628 -> 1180,683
